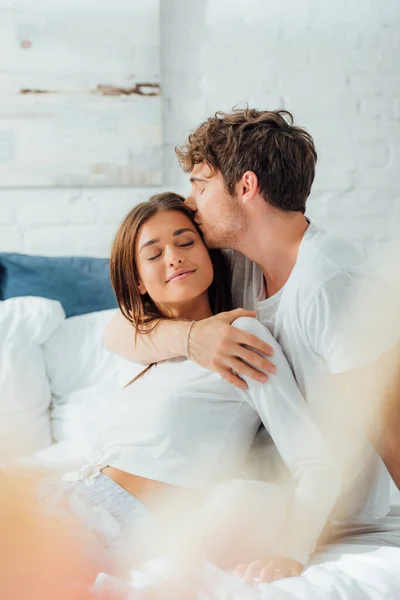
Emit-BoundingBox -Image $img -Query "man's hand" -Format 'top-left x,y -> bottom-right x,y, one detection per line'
235,556 -> 304,584
188,309 -> 275,390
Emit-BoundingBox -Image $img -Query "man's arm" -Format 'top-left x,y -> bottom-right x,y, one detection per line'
380,349 -> 400,489
103,308 -> 277,390
305,271 -> 400,489
380,424 -> 400,491
232,318 -> 341,581
103,310 -> 188,364
332,343 -> 400,490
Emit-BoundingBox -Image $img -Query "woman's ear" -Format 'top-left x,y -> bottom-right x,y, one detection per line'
137,280 -> 147,295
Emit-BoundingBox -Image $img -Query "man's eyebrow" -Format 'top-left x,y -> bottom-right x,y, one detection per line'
139,228 -> 195,251
189,176 -> 208,184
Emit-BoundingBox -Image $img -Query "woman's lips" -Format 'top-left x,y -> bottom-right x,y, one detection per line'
167,269 -> 196,283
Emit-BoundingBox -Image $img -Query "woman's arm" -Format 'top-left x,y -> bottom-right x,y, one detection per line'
233,317 -> 341,566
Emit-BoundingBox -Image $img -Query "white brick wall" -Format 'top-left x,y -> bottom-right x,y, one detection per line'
0,0 -> 399,261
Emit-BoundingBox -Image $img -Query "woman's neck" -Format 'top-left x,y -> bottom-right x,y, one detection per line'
157,293 -> 213,321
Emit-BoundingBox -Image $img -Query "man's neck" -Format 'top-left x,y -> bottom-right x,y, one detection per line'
235,211 -> 309,299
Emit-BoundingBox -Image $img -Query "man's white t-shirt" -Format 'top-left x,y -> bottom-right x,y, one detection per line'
229,221 -> 399,524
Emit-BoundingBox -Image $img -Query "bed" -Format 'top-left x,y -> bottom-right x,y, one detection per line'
1,295 -> 399,599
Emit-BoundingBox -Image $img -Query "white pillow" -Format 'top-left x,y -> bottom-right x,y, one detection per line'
0,297 -> 65,461
43,309 -> 141,444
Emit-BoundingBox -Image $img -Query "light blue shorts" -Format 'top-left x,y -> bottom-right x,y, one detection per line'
40,472 -> 154,569
75,472 -> 143,522
71,472 -> 149,548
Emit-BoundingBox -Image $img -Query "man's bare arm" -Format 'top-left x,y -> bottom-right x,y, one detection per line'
103,310 -> 188,364
331,342 -> 400,490
103,309 -> 277,390
378,345 -> 400,489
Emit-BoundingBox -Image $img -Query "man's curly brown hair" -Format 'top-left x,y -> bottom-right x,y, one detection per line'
175,107 -> 317,214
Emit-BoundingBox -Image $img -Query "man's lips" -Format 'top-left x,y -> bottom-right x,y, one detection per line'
166,269 -> 196,283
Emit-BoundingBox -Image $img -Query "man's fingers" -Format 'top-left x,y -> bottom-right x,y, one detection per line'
260,564 -> 274,583
235,563 -> 247,577
270,565 -> 299,582
228,357 -> 268,384
271,568 -> 285,582
243,559 -> 263,584
260,563 -> 275,583
234,330 -> 275,358
236,345 -> 276,375
218,367 -> 248,390
262,560 -> 303,583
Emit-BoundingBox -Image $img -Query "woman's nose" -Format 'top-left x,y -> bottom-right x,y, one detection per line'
169,255 -> 183,266
165,247 -> 184,266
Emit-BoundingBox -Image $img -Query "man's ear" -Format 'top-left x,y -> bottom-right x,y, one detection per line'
237,171 -> 258,205
137,280 -> 147,295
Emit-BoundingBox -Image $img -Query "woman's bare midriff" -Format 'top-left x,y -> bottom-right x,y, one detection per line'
100,465 -> 200,511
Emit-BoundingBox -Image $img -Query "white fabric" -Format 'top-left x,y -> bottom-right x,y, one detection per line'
0,301 -> 138,465
65,317 -> 340,564
94,543 -> 400,600
0,297 -> 64,460
229,222 -> 399,525
43,308 -> 138,443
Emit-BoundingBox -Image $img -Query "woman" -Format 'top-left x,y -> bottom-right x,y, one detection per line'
60,192 -> 340,581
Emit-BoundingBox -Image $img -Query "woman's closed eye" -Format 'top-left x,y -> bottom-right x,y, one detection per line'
147,240 -> 195,261
147,252 -> 162,262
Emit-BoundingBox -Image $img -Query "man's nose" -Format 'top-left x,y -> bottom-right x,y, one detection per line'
185,196 -> 197,212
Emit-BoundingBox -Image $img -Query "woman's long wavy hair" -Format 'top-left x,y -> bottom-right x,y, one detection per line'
110,192 -> 233,383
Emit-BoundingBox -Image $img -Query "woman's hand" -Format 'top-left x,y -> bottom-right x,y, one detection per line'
235,556 -> 304,584
188,309 -> 276,390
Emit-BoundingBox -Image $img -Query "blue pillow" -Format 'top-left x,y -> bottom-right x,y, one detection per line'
0,253 -> 117,318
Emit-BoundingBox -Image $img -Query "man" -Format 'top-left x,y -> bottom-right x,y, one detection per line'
105,108 -> 400,580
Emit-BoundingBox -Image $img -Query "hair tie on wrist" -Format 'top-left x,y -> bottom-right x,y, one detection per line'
186,320 -> 196,360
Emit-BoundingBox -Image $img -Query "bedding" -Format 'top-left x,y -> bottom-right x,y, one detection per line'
2,295 -> 400,600
93,543 -> 400,599
0,252 -> 117,317
43,307 -> 139,445
0,297 -> 136,462
234,540 -> 400,599
0,296 -> 64,461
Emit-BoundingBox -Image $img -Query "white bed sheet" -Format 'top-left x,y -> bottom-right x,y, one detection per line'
94,542 -> 400,600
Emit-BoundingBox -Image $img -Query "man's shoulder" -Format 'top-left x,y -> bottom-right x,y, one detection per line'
292,224 -> 370,298
226,227 -> 377,312
226,225 -> 367,285
301,223 -> 364,272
